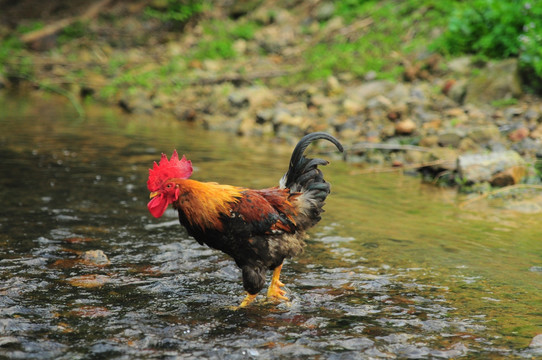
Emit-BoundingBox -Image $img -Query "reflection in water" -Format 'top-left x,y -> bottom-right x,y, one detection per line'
1,96 -> 541,358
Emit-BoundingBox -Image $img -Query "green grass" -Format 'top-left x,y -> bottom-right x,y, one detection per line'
144,0 -> 205,28
189,19 -> 260,60
293,0 -> 456,83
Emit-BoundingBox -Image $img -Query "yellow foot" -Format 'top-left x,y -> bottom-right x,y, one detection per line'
235,293 -> 257,309
266,264 -> 288,302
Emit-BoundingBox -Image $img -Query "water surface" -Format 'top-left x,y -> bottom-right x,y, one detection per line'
1,95 -> 541,359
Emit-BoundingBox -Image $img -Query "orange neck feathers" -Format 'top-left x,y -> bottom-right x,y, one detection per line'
173,179 -> 244,231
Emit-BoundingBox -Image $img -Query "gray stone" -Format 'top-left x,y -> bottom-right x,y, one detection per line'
447,56 -> 472,74
464,59 -> 522,105
448,78 -> 468,104
467,125 -> 501,143
228,91 -> 249,108
118,90 -> 154,114
530,334 -> 542,348
255,108 -> 274,124
457,151 -> 526,184
349,81 -> 395,102
438,131 -> 463,148
315,2 -> 335,22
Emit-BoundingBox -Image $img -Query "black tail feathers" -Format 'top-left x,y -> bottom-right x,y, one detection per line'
280,132 -> 343,199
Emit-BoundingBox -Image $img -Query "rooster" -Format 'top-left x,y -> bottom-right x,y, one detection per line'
147,132 -> 343,307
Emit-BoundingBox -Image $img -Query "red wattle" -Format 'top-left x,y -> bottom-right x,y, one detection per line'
148,195 -> 169,218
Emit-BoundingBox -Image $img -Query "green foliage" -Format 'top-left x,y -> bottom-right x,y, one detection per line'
0,37 -> 23,63
144,0 -> 204,27
434,0 -> 542,87
0,36 -> 32,78
231,22 -> 258,40
491,98 -> 519,107
334,0 -> 376,23
190,20 -> 259,60
16,21 -> 44,34
58,21 -> 88,45
193,39 -> 236,59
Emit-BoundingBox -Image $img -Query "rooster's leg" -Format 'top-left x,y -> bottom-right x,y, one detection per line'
238,293 -> 258,308
267,264 -> 288,301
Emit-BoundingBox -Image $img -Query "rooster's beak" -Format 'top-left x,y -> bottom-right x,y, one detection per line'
149,191 -> 160,199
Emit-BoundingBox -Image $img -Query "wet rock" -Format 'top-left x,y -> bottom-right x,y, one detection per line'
427,148 -> 458,171
457,151 -> 526,185
69,305 -> 111,318
335,337 -> 374,350
81,250 -> 111,266
67,274 -> 110,288
530,334 -> 542,348
464,59 -> 522,105
431,342 -> 469,358
490,166 -> 526,187
0,336 -> 20,347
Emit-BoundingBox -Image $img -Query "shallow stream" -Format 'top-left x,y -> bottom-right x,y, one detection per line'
1,95 -> 541,359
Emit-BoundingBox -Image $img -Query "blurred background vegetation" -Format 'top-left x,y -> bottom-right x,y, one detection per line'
0,0 -> 541,97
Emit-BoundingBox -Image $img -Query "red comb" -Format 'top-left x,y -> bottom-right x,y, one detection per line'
147,150 -> 193,191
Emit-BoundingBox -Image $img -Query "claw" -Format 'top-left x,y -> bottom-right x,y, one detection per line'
267,264 -> 288,302
235,293 -> 257,309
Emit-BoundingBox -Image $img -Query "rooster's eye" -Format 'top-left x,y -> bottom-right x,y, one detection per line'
166,184 -> 172,188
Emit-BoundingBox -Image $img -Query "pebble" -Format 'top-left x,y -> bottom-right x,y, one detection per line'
395,118 -> 416,135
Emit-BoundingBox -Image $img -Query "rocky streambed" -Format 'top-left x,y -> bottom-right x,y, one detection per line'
2,1 -> 542,198
140,56 -> 542,195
